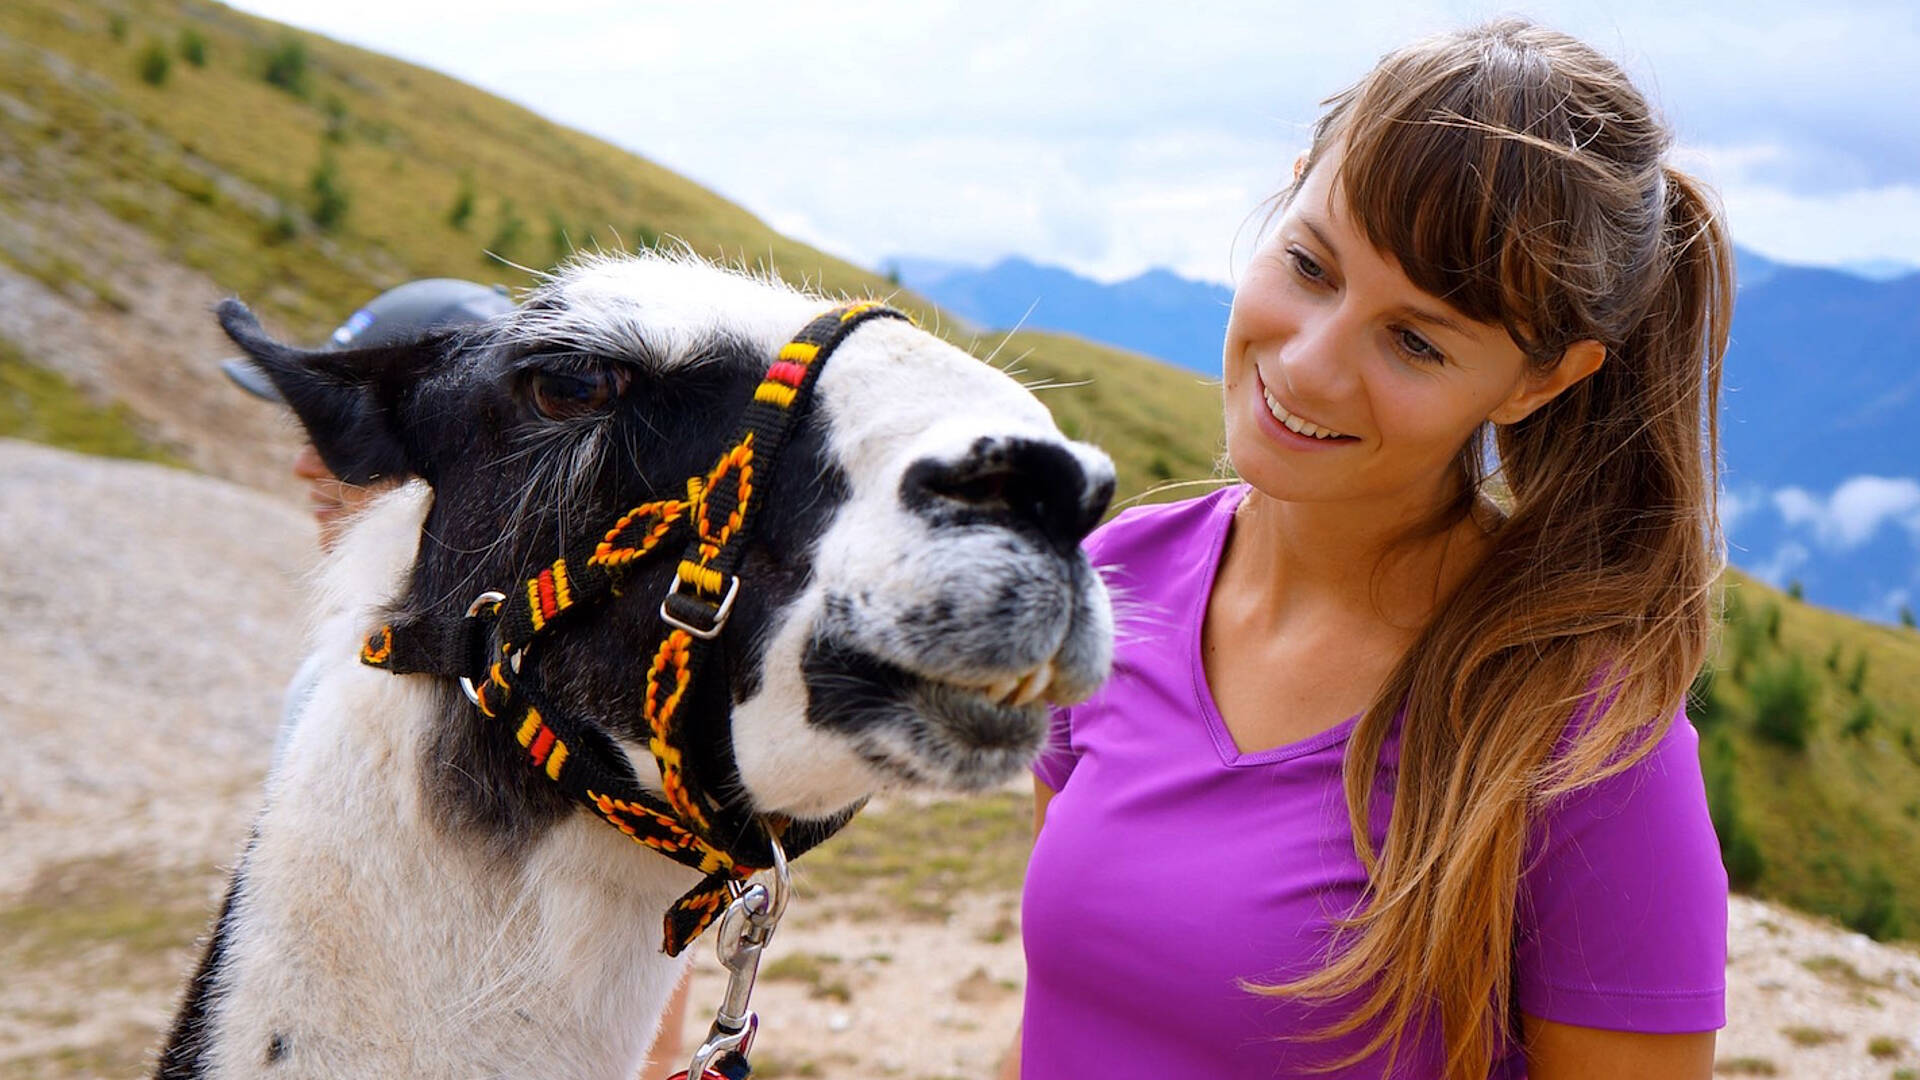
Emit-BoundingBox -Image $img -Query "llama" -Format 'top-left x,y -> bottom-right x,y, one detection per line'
156,253 -> 1115,1079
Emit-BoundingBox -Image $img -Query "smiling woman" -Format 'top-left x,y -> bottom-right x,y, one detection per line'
1011,18 -> 1732,1080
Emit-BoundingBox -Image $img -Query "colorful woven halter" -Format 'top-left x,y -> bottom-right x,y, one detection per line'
362,301 -> 907,955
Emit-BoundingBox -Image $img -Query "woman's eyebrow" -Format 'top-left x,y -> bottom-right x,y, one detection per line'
1397,303 -> 1470,338
1298,212 -> 1474,339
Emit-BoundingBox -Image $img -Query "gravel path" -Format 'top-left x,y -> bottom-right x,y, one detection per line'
1,442 -> 1914,1079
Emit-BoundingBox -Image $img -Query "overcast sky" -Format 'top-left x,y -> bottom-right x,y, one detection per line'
227,0 -> 1920,285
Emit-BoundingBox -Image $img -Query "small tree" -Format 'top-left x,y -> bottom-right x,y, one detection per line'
323,95 -> 350,143
109,12 -> 129,42
547,209 -> 572,266
138,39 -> 172,86
179,27 -> 208,67
1846,651 -> 1869,696
1788,580 -> 1804,601
487,198 -> 526,258
1764,601 -> 1783,643
447,175 -> 476,230
264,37 -> 309,96
308,153 -> 349,232
1901,605 -> 1917,630
1750,654 -> 1817,751
1841,700 -> 1876,739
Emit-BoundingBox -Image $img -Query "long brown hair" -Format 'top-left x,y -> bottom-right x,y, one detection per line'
1247,20 -> 1733,1078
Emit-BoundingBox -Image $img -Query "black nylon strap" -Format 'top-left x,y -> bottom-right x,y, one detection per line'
362,302 -> 905,954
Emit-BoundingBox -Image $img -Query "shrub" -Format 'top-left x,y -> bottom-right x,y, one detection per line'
1846,864 -> 1902,941
487,198 -> 526,258
109,12 -> 129,42
178,27 -> 207,67
1840,700 -> 1876,739
1787,580 -> 1804,601
263,200 -> 298,244
1764,601 -> 1782,643
1901,605 -> 1916,630
1868,1036 -> 1907,1059
323,95 -> 350,143
138,39 -> 171,86
1823,642 -> 1841,672
630,222 -> 661,250
1688,665 -> 1727,730
1846,651 -> 1869,695
447,175 -> 475,230
263,37 -> 309,96
1700,733 -> 1763,889
547,209 -> 573,266
1727,604 -> 1767,682
1749,654 -> 1817,750
307,154 -> 349,231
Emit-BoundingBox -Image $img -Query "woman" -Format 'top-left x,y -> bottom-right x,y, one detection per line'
1009,20 -> 1730,1080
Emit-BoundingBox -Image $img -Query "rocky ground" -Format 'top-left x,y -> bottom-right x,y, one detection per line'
1,440 -> 1916,1080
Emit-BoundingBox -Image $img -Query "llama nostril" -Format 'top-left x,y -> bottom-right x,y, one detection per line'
902,438 -> 1108,554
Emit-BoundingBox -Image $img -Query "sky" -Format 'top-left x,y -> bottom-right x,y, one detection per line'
225,0 -> 1920,286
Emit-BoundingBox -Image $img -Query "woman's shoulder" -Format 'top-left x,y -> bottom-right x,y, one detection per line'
1517,705 -> 1728,1032
1084,483 -> 1243,567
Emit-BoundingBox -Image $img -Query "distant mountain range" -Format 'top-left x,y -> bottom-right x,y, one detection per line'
892,251 -> 1920,624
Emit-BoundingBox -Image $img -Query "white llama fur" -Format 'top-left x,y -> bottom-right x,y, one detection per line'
180,253 -> 1116,1078
210,485 -> 696,1078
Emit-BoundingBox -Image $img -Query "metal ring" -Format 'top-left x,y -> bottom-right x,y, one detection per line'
659,574 -> 741,640
749,833 -> 790,929
458,590 -> 507,705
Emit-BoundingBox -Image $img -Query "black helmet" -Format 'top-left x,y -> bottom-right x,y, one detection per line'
222,279 -> 514,403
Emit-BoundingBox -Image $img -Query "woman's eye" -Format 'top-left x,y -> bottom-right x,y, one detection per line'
1395,328 -> 1443,363
1287,247 -> 1328,283
523,363 -> 630,420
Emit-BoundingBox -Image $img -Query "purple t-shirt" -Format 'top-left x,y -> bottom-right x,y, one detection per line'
1021,486 -> 1727,1078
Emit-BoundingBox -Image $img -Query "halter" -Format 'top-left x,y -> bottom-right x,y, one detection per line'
361,301 -> 907,956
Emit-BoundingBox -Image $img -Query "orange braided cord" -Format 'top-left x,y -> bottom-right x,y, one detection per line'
693,435 -> 755,565
360,626 -> 393,666
643,629 -> 710,831
591,498 -> 687,568
589,791 -> 732,875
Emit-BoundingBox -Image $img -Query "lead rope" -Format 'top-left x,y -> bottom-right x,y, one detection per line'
669,834 -> 790,1080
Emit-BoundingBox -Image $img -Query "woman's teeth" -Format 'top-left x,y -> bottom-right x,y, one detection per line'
1263,389 -> 1352,441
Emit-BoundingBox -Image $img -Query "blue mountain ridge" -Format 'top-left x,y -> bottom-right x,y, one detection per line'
893,251 -> 1920,623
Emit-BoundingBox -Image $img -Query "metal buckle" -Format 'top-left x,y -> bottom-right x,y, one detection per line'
678,834 -> 789,1080
457,590 -> 506,705
659,574 -> 740,640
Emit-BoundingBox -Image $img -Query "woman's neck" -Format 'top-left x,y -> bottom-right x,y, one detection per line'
1223,484 -> 1494,637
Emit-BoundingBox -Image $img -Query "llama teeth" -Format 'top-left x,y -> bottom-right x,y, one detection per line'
1010,664 -> 1054,707
983,676 -> 1020,704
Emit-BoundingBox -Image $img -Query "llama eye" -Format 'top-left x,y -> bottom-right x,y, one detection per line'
523,363 -> 629,421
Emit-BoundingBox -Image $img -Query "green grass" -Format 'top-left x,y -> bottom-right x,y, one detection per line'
0,336 -> 181,464
795,792 -> 1034,922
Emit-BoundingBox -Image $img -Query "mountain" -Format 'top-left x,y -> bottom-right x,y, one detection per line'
896,251 -> 1920,624
895,256 -> 1233,376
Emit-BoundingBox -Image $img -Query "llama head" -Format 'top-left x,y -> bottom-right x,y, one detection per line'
219,252 -> 1114,827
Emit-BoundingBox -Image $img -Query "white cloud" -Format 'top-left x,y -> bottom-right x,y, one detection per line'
225,0 -> 1920,282
1770,476 -> 1920,550
1749,541 -> 1812,587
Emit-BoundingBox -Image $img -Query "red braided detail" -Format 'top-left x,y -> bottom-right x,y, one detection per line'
764,359 -> 809,387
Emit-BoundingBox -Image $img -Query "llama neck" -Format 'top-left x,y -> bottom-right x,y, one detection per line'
167,486 -> 704,1079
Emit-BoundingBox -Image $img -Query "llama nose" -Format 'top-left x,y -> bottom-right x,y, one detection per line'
902,437 -> 1114,554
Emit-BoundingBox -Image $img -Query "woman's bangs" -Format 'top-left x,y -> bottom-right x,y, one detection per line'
1330,86 -> 1561,353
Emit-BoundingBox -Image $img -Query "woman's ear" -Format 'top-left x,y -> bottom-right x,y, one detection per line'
1292,152 -> 1310,182
1489,340 -> 1605,425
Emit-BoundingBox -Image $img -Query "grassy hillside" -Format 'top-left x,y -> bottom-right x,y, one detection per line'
0,0 -> 1219,504
1,0 -> 1914,943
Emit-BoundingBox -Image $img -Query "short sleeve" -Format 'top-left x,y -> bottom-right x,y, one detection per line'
1032,705 -> 1079,791
1514,709 -> 1728,1033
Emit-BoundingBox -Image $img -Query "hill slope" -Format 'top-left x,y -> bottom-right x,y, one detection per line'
0,0 -> 1914,947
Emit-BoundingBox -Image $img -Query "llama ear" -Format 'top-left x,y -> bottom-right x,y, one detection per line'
218,299 -> 447,485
